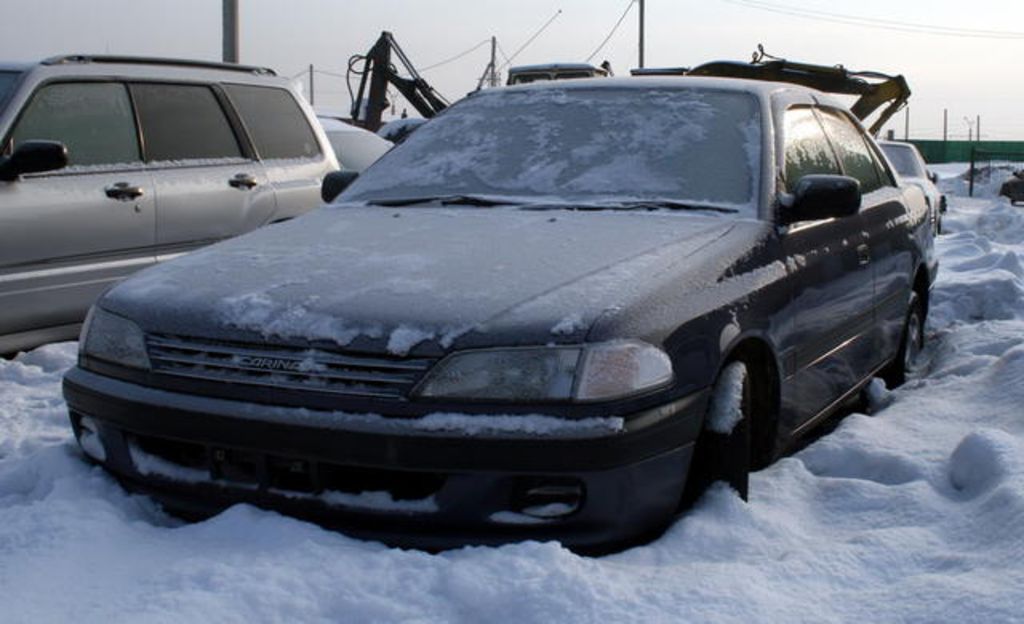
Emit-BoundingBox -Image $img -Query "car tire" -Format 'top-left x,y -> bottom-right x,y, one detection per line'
682,361 -> 753,507
883,291 -> 924,388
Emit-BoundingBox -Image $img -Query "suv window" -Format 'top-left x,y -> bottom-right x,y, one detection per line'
224,84 -> 320,159
817,109 -> 884,193
783,107 -> 840,193
9,82 -> 140,167
131,83 -> 242,162
0,71 -> 20,108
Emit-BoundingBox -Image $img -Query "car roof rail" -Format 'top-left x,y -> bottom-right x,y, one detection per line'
40,55 -> 277,76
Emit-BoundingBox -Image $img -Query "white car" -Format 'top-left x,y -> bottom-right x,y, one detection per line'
318,117 -> 392,172
879,140 -> 945,234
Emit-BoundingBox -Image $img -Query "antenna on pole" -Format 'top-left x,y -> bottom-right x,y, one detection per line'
222,0 -> 239,63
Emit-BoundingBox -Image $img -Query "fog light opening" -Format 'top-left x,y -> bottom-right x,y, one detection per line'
513,480 -> 584,519
76,416 -> 107,462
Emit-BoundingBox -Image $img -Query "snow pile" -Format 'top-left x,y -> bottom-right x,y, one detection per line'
1,187 -> 1024,621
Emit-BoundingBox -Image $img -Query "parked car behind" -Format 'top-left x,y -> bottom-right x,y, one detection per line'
64,77 -> 936,552
376,117 -> 428,144
317,116 -> 392,172
879,140 -> 945,234
0,55 -> 338,354
1001,170 -> 1024,205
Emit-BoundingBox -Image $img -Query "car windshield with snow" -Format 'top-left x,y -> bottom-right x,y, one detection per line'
63,77 -> 937,551
342,86 -> 760,214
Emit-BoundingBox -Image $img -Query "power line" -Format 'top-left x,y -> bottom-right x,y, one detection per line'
420,38 -> 492,72
495,40 -> 512,65
499,9 -> 564,70
586,0 -> 637,63
723,0 -> 1024,39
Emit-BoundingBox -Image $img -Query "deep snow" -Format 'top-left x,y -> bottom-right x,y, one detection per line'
1,174 -> 1023,622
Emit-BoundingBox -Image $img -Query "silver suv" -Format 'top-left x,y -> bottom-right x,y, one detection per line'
0,55 -> 338,353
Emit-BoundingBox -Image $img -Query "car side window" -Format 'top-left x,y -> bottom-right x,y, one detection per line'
131,83 -> 243,163
9,82 -> 140,167
224,84 -> 320,159
783,107 -> 840,193
816,109 -> 885,194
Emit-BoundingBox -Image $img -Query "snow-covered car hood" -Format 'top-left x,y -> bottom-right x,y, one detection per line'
102,204 -> 753,355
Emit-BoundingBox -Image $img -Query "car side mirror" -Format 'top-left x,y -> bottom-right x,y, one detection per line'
780,175 -> 861,225
321,170 -> 359,203
0,140 -> 69,182
928,171 -> 938,184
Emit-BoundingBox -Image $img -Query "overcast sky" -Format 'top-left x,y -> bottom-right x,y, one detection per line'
2,0 -> 1022,140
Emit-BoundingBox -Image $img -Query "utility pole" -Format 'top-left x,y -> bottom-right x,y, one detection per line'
943,109 -> 948,142
222,0 -> 239,63
489,36 -> 498,87
977,114 -> 981,142
904,106 -> 910,141
308,64 -> 315,106
638,0 -> 646,69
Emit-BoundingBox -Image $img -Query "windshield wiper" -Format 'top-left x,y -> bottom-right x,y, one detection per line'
615,200 -> 738,213
365,194 -> 522,207
521,199 -> 739,214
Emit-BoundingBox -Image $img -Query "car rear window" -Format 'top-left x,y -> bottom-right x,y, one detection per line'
881,144 -> 926,178
224,84 -> 320,160
344,87 -> 763,215
0,71 -> 20,108
10,82 -> 140,167
131,83 -> 243,163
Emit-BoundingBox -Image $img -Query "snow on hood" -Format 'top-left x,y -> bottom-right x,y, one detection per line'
102,205 -> 742,354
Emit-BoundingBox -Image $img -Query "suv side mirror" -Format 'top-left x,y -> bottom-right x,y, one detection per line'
928,171 -> 938,184
780,174 -> 861,225
0,141 -> 68,182
321,170 -> 358,203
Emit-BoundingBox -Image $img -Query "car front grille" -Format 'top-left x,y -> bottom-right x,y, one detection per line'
146,334 -> 435,400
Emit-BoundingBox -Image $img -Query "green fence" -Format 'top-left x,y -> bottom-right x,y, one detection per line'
907,140 -> 1024,164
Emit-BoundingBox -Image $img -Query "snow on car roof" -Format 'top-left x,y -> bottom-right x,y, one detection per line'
508,63 -> 603,72
318,117 -> 371,134
496,74 -> 840,102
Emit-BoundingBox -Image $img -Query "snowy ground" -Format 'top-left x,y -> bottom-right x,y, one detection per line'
2,174 -> 1023,622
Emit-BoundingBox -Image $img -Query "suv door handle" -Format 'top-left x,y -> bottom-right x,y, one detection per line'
104,182 -> 145,201
857,243 -> 871,266
228,173 -> 259,190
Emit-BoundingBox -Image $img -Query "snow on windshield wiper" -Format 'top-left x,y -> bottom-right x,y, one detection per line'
521,199 -> 739,214
365,195 -> 523,207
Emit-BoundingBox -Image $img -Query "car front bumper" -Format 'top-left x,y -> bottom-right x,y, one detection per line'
63,367 -> 708,552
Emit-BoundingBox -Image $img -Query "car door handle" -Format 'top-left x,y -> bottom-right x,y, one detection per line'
104,182 -> 145,201
857,244 -> 871,266
228,173 -> 259,190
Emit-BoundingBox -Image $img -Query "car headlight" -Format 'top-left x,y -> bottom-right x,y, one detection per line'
414,340 -> 673,402
80,306 -> 151,370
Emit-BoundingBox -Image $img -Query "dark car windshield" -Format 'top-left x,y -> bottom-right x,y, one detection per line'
0,71 -> 21,109
882,144 -> 926,178
341,86 -> 762,218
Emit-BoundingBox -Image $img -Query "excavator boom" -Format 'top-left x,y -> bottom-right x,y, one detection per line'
349,31 -> 449,132
635,47 -> 910,136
